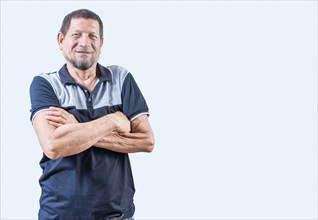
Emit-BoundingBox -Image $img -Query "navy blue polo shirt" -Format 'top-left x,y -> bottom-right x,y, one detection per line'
29,63 -> 149,220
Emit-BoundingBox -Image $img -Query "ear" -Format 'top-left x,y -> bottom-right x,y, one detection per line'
57,32 -> 64,50
100,36 -> 104,48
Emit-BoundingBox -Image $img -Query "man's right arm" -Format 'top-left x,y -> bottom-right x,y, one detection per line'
33,110 -> 130,160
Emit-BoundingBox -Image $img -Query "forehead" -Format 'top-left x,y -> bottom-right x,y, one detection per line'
68,18 -> 100,34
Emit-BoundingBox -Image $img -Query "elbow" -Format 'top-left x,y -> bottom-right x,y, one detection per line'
44,138 -> 61,160
145,136 -> 155,153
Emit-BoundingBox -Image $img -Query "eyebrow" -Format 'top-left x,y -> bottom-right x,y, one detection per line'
72,30 -> 98,34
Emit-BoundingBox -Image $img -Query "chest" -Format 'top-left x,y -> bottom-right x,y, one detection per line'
54,81 -> 123,122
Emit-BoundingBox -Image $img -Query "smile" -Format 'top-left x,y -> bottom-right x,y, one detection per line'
76,51 -> 92,54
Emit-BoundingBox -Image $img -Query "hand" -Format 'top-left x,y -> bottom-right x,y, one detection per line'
45,107 -> 78,127
107,111 -> 131,133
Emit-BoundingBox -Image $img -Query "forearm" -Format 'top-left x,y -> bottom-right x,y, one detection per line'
95,131 -> 154,153
46,115 -> 114,159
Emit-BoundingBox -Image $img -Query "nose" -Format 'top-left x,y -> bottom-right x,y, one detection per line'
78,35 -> 90,47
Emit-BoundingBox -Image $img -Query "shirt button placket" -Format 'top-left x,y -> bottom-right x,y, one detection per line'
83,89 -> 92,109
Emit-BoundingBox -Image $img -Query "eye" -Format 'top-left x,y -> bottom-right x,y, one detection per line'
89,34 -> 98,39
72,33 -> 80,38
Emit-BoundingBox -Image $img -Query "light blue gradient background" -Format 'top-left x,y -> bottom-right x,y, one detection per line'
1,1 -> 317,219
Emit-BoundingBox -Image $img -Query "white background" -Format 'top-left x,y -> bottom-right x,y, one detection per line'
1,1 -> 317,219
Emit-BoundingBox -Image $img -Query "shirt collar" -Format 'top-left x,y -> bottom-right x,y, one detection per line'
58,63 -> 112,85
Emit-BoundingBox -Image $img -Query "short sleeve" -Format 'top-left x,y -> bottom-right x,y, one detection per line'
121,73 -> 149,121
29,76 -> 60,122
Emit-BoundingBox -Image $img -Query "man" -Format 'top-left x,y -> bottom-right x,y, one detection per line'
29,9 -> 154,220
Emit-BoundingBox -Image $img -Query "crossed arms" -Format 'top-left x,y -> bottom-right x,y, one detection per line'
33,107 -> 155,160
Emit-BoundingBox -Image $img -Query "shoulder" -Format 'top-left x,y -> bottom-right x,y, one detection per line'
30,71 -> 64,98
31,71 -> 64,89
106,65 -> 130,77
31,71 -> 59,84
106,65 -> 128,72
101,64 -> 132,86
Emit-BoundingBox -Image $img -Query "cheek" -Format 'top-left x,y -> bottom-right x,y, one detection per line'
65,40 -> 77,49
66,45 -> 77,56
93,41 -> 102,48
95,49 -> 102,56
62,46 -> 74,59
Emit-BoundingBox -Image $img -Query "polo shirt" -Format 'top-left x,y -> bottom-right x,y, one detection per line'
29,63 -> 149,220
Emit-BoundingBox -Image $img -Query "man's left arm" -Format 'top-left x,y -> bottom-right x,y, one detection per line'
95,114 -> 155,153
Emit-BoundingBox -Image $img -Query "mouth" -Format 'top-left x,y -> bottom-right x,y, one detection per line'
75,51 -> 92,54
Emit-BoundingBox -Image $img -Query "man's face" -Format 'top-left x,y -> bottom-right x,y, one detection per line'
58,18 -> 103,71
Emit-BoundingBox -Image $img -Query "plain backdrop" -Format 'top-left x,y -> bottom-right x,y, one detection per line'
1,1 -> 317,219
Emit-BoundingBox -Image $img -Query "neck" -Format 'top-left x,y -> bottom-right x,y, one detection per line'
66,63 -> 99,92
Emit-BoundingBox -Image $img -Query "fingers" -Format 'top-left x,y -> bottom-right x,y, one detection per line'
45,107 -> 78,126
47,107 -> 68,117
48,120 -> 63,127
45,115 -> 67,125
48,106 -> 60,111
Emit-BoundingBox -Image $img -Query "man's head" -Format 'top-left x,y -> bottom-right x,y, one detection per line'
58,9 -> 104,71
